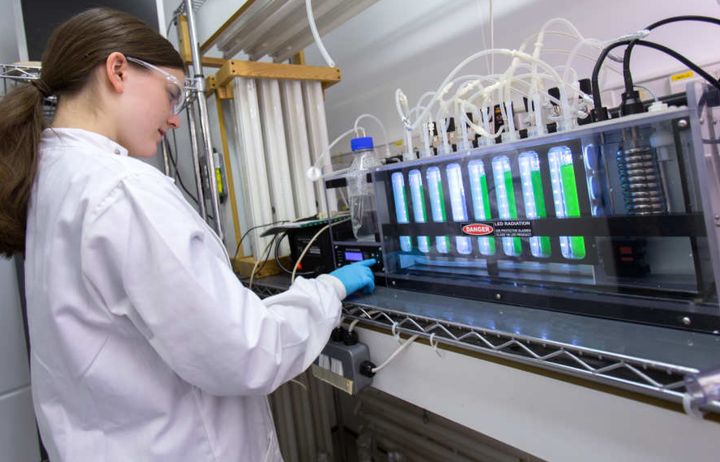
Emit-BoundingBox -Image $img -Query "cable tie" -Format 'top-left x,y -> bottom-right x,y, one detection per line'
391,322 -> 400,341
429,333 -> 443,357
682,393 -> 705,419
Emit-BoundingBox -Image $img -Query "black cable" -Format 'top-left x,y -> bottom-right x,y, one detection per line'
592,39 -> 720,120
253,232 -> 281,279
165,135 -> 217,221
233,220 -> 288,260
623,16 -> 720,95
164,137 -> 200,207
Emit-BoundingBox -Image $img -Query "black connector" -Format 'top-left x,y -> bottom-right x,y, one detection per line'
620,89 -> 645,116
578,79 -> 594,126
342,329 -> 359,346
359,360 -> 376,378
330,327 -> 344,342
591,106 -> 609,122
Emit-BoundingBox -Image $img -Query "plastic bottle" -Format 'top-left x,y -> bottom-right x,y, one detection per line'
348,136 -> 381,241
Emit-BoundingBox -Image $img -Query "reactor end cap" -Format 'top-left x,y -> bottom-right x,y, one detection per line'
306,166 -> 323,182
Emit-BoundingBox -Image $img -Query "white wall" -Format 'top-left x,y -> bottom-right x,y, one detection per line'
359,328 -> 720,462
304,0 -> 720,143
0,258 -> 40,462
0,1 -> 41,461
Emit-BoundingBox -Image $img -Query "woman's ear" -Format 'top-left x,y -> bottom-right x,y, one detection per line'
104,52 -> 128,94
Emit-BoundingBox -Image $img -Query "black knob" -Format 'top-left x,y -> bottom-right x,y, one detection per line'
360,360 -> 376,378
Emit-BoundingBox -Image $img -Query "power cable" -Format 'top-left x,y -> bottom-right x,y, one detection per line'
164,137 -> 201,207
591,39 -> 720,120
622,16 -> 720,95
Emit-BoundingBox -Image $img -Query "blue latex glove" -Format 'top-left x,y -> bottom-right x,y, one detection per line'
330,258 -> 376,296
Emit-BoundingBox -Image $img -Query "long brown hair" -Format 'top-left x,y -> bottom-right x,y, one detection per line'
0,8 -> 184,256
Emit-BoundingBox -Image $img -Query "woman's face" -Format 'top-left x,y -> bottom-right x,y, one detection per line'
115,60 -> 184,157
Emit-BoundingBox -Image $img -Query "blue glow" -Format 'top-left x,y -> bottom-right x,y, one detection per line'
447,163 -> 472,255
391,172 -> 412,252
427,167 -> 450,254
491,156 -> 521,256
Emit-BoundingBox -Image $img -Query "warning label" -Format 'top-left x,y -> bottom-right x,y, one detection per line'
462,221 -> 533,238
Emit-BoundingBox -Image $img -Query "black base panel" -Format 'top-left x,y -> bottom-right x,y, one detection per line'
385,276 -> 720,334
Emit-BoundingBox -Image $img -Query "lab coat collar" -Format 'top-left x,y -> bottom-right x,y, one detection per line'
41,127 -> 129,157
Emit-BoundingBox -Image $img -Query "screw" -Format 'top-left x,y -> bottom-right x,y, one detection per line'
678,119 -> 689,129
682,317 -> 691,326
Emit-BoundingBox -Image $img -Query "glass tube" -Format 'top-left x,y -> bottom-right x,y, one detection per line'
548,146 -> 586,259
391,172 -> 413,252
409,170 -> 431,253
446,163 -> 472,255
427,166 -> 450,253
518,151 -> 551,258
468,160 -> 496,255
491,156 -> 522,256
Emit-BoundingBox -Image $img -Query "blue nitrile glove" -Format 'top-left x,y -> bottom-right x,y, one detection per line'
330,258 -> 376,296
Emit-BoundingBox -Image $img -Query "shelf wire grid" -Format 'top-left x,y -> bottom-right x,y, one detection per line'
249,281 -> 720,413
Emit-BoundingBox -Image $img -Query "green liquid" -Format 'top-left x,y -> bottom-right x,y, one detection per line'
530,170 -> 551,255
418,184 -> 428,222
479,174 -> 496,253
432,174 -> 450,252
414,182 -> 430,251
503,170 -> 522,254
560,163 -> 586,259
401,185 -> 409,221
436,181 -> 447,220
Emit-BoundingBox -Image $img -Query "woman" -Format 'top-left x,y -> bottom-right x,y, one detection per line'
0,8 -> 375,462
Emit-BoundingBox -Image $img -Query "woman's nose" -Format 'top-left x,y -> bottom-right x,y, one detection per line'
168,113 -> 181,129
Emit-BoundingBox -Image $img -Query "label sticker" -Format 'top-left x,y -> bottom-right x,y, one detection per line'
671,70 -> 695,82
462,223 -> 494,236
462,221 -> 534,238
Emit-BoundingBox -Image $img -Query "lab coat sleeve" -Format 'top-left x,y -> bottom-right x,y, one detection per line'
80,172 -> 344,396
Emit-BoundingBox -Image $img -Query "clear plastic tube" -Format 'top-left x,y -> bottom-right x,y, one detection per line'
447,163 -> 472,255
354,114 -> 391,157
305,0 -> 335,67
548,146 -> 586,259
306,126 -> 363,182
468,160 -> 496,255
396,48 -> 572,133
518,152 -> 551,258
420,118 -> 433,158
391,172 -> 413,252
491,156 -> 522,256
427,167 -> 450,254
438,117 -> 451,155
409,170 -> 431,253
456,106 -> 472,151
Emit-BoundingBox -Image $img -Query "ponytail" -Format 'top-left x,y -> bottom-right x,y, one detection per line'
0,7 -> 183,257
0,82 -> 48,256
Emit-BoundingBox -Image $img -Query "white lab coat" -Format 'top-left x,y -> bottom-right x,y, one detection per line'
24,128 -> 346,461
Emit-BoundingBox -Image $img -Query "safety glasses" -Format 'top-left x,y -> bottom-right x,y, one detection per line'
126,56 -> 192,114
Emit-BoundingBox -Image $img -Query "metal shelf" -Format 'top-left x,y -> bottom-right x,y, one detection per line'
202,0 -> 379,62
0,63 -> 41,82
249,277 -> 720,414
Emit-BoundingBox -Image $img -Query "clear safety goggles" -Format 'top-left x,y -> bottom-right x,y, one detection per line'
126,56 -> 192,114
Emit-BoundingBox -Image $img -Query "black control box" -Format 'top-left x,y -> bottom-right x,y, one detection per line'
334,243 -> 384,274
